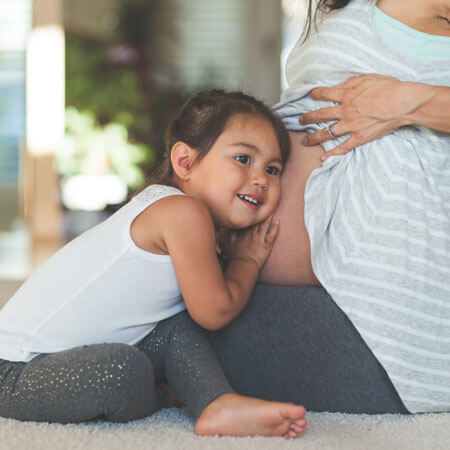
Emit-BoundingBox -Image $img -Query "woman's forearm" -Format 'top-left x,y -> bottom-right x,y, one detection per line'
404,83 -> 450,133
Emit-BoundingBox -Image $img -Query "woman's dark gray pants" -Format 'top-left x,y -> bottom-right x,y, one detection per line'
208,285 -> 408,414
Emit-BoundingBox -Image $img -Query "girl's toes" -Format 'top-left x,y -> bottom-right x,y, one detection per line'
283,429 -> 299,439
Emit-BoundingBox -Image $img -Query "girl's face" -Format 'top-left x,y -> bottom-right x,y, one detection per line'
187,114 -> 283,229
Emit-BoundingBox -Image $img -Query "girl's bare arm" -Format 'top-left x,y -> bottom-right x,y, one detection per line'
157,196 -> 278,330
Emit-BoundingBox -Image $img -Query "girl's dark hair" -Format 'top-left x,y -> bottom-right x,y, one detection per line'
146,89 -> 291,187
303,0 -> 352,41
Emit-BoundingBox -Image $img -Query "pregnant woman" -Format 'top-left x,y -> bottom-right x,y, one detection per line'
209,0 -> 450,414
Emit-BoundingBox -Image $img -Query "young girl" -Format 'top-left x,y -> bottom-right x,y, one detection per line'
0,90 -> 307,438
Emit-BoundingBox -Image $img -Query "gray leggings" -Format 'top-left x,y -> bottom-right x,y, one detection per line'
0,286 -> 407,423
0,311 -> 233,423
208,285 -> 409,414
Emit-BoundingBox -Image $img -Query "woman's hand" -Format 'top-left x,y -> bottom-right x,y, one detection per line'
299,74 -> 440,161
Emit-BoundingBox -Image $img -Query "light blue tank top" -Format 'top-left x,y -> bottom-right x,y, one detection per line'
372,6 -> 450,61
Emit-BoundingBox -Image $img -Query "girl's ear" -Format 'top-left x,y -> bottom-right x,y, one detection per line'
171,142 -> 197,180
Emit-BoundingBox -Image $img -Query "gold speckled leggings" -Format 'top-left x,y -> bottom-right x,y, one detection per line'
0,311 -> 233,423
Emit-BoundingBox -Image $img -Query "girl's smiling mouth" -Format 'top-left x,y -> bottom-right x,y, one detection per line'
237,194 -> 263,208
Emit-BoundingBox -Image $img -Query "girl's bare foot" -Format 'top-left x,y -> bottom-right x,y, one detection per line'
194,393 -> 307,438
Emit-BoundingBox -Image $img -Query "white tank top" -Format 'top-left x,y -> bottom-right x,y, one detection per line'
0,184 -> 186,362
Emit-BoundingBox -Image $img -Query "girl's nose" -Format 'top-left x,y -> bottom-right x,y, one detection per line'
251,170 -> 268,189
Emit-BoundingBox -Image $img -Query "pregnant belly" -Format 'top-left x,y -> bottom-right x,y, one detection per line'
259,131 -> 323,286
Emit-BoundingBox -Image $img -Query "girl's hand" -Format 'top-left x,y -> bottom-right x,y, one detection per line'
231,216 -> 280,270
299,74 -> 433,161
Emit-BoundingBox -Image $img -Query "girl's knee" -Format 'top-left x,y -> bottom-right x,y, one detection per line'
99,343 -> 154,383
168,311 -> 199,333
94,344 -> 158,422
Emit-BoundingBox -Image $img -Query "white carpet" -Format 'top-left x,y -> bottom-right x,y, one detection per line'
1,408 -> 450,450
1,279 -> 449,449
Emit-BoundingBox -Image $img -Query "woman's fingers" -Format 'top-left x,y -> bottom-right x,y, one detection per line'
299,74 -> 408,157
337,73 -> 396,89
320,121 -> 394,161
309,86 -> 346,102
300,103 -> 360,128
336,74 -> 368,89
302,126 -> 336,146
312,76 -> 370,97
320,136 -> 360,160
302,118 -> 355,146
300,105 -> 344,124
302,116 -> 376,146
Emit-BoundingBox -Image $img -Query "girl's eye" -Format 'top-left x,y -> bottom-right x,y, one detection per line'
266,166 -> 280,175
235,155 -> 251,165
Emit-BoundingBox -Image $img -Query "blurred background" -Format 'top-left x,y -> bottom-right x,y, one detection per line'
0,0 -> 306,282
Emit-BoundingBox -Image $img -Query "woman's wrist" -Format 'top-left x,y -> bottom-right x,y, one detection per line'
403,83 -> 450,132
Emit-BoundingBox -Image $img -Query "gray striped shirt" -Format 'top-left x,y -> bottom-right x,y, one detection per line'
275,0 -> 450,413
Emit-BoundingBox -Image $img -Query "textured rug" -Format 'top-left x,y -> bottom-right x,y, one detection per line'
1,408 -> 450,450
1,279 -> 449,449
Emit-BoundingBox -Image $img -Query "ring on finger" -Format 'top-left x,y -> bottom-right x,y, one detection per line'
326,122 -> 338,139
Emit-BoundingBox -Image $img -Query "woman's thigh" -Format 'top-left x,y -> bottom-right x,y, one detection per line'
259,131 -> 323,286
207,284 -> 408,414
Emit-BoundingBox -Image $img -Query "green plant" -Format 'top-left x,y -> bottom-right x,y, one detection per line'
55,106 -> 154,190
64,0 -> 186,176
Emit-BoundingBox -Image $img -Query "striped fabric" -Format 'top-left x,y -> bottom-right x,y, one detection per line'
274,0 -> 450,413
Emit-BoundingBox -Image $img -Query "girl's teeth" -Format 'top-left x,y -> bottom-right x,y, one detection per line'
239,194 -> 258,204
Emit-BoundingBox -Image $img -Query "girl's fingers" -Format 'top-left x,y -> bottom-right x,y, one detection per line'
228,230 -> 238,244
256,214 -> 272,235
265,219 -> 279,244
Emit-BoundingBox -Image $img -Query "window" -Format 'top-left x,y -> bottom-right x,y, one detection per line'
0,0 -> 32,185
